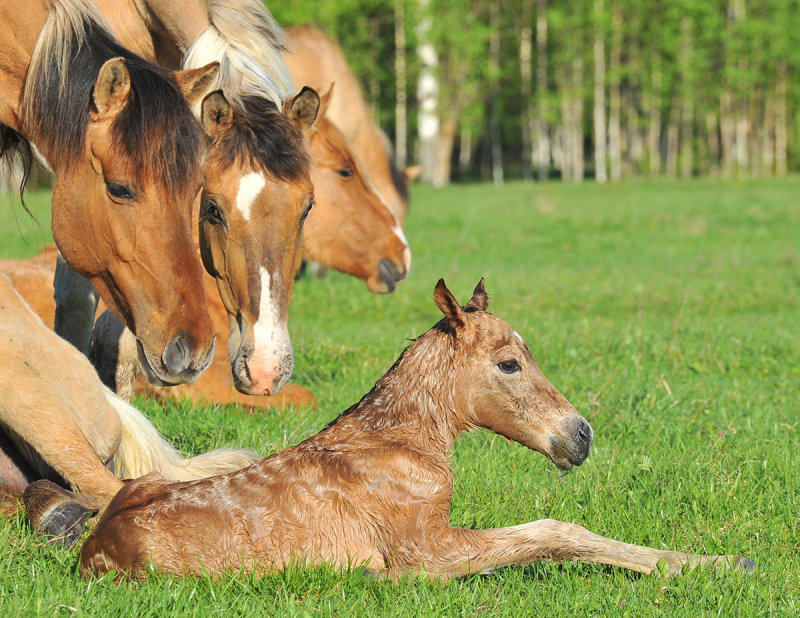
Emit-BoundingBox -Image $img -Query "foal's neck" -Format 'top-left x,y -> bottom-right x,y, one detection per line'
316,327 -> 463,453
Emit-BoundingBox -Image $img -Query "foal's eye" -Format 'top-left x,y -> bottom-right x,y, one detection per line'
205,199 -> 225,225
498,360 -> 521,374
106,181 -> 136,201
337,166 -> 354,178
300,199 -> 314,226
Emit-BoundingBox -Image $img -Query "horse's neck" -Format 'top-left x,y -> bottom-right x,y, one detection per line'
0,3 -> 47,131
309,331 -> 462,454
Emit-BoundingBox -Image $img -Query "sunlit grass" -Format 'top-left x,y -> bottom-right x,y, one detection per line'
1,177 -> 798,615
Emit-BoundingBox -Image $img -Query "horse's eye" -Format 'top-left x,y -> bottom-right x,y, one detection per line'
106,181 -> 136,201
300,199 -> 314,226
205,199 -> 225,225
498,360 -> 521,374
337,166 -> 354,178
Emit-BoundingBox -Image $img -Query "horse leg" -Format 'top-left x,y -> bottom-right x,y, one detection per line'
23,480 -> 99,548
53,253 -> 98,356
414,520 -> 755,579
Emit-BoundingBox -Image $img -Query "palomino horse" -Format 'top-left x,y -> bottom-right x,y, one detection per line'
61,0 -> 410,398
116,0 -> 411,293
0,246 -> 314,410
0,0 -> 218,384
285,24 -> 416,225
79,280 -> 753,579
0,274 -> 259,544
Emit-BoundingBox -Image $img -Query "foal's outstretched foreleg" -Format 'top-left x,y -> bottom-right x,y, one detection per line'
420,520 -> 754,579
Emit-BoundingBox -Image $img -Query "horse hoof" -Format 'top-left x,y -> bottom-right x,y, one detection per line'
23,480 -> 98,548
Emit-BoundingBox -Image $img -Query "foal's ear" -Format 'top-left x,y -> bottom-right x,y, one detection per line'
91,58 -> 131,119
174,62 -> 220,107
284,86 -> 321,132
465,278 -> 489,311
433,279 -> 466,329
201,91 -> 233,141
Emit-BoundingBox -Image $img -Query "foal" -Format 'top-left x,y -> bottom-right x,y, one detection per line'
80,280 -> 751,579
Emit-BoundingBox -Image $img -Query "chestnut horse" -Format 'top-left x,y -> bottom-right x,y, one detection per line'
124,0 -> 411,293
286,24 -> 415,225
60,0 -> 410,397
0,0 -> 218,384
0,274 -> 259,544
79,279 -> 753,580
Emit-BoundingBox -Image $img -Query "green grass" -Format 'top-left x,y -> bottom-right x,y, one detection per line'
1,177 -> 798,615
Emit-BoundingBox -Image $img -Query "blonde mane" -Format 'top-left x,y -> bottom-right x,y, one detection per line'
23,0 -> 115,123
183,0 -> 293,107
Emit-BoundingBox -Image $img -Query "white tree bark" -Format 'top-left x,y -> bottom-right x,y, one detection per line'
415,1 -> 440,184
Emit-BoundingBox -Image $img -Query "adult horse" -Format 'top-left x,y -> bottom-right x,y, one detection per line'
0,274 -> 259,544
102,0 -> 411,293
0,0 -> 218,384
285,24 -> 416,225
79,279 -> 754,579
54,0 -> 410,397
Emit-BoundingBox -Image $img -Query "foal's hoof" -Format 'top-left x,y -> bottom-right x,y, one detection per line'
23,480 -> 98,548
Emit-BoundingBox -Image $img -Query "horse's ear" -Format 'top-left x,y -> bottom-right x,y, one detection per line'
174,62 -> 220,107
433,279 -> 466,330
284,86 -> 320,132
91,57 -> 131,119
201,91 -> 233,141
404,165 -> 422,183
465,278 -> 488,311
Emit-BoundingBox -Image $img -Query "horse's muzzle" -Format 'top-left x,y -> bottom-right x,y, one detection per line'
375,258 -> 408,294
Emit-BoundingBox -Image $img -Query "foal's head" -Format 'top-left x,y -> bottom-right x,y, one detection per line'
302,85 -> 410,293
433,279 -> 593,470
197,89 -> 317,396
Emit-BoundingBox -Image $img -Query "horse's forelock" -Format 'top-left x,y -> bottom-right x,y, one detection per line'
212,96 -> 309,184
23,4 -> 202,193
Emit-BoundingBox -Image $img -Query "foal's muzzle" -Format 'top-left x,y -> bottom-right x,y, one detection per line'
549,416 -> 594,470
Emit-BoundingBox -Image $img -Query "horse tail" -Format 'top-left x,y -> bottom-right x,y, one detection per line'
106,390 -> 259,481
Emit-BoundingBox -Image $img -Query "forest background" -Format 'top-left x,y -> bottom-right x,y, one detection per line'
272,0 -> 800,186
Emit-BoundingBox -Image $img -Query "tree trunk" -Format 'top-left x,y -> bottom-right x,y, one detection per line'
519,0 -> 534,182
415,1 -> 440,184
459,126 -> 472,175
571,54 -> 585,183
489,0 -> 504,185
705,110 -> 721,176
775,61 -> 788,176
368,18 -> 381,124
592,0 -> 607,183
394,0 -> 408,169
534,0 -> 550,180
665,90 -> 680,178
678,16 -> 693,178
608,1 -> 622,181
646,55 -> 662,176
435,118 -> 457,186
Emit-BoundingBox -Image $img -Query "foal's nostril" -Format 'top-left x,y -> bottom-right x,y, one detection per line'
163,333 -> 191,375
574,418 -> 594,459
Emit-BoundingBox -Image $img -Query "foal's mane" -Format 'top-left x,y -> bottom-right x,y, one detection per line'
18,0 -> 203,192
183,0 -> 307,181
183,0 -> 293,109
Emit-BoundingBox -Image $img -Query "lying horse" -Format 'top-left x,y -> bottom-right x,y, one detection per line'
0,274 -> 258,543
285,24 -> 418,226
80,279 -> 752,579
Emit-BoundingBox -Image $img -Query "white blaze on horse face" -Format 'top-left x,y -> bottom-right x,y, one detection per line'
515,331 -> 525,345
236,172 -> 267,221
365,174 -> 412,272
253,267 -> 288,350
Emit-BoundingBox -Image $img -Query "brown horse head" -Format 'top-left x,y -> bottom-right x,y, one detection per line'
23,6 -> 217,385
433,279 -> 593,470
302,84 -> 411,293
198,88 -> 318,397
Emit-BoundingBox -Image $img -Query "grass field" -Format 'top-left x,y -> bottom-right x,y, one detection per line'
0,178 -> 798,615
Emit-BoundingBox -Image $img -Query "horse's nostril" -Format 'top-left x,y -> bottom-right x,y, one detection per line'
379,258 -> 406,286
163,333 -> 191,375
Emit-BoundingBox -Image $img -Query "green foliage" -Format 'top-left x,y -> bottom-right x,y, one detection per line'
1,178 -> 799,613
